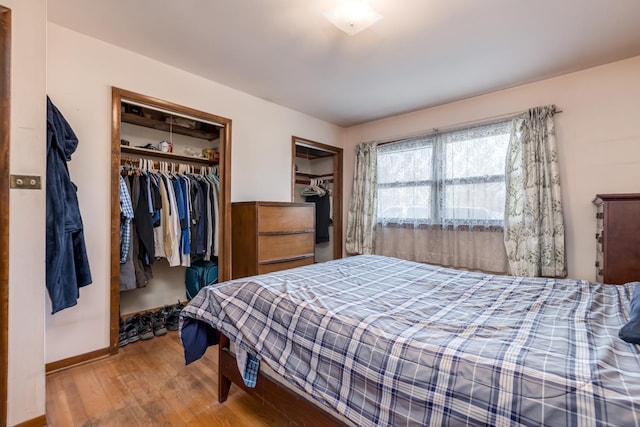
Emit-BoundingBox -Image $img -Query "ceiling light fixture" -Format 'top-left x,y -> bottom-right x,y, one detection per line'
324,1 -> 382,36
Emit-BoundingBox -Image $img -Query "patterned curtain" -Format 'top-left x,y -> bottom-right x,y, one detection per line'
504,105 -> 567,277
346,141 -> 378,254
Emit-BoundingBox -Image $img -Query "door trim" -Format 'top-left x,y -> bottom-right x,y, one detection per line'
0,5 -> 10,425
291,136 -> 343,259
110,87 -> 232,354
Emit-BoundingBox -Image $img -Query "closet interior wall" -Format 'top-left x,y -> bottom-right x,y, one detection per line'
110,87 -> 232,354
292,137 -> 343,263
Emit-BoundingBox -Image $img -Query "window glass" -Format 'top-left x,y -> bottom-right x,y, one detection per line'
444,134 -> 510,179
377,139 -> 433,184
376,120 -> 512,225
377,186 -> 433,220
443,182 -> 505,220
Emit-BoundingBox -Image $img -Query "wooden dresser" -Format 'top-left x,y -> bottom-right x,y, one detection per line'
231,202 -> 315,279
593,193 -> 640,285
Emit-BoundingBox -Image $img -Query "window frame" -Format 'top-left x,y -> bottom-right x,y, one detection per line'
376,120 -> 511,229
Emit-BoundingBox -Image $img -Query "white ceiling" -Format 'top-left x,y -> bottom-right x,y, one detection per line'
48,0 -> 640,127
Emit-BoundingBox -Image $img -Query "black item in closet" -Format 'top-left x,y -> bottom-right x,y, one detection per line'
134,174 -> 156,264
305,193 -> 331,243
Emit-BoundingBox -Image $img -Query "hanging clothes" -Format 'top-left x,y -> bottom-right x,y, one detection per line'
192,177 -> 209,258
305,192 -> 331,243
119,176 -> 134,263
210,174 -> 220,257
189,177 -> 202,257
152,172 -> 166,258
134,173 -> 155,264
120,176 -> 136,291
118,162 -> 220,283
128,173 -> 152,288
160,172 -> 182,267
46,96 -> 93,314
174,175 -> 191,267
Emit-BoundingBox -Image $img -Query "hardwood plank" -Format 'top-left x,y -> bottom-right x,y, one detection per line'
46,332 -> 289,426
229,392 -> 289,427
70,365 -> 115,420
45,375 -> 74,427
57,373 -> 90,424
192,404 -> 240,427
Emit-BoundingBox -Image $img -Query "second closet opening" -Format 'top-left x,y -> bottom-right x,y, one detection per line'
292,136 -> 343,262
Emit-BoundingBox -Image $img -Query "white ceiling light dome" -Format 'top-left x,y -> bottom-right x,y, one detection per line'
324,1 -> 382,36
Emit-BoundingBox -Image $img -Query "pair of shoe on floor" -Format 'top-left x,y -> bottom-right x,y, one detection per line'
119,301 -> 184,347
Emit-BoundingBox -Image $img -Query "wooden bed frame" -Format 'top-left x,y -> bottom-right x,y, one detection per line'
217,333 -> 347,427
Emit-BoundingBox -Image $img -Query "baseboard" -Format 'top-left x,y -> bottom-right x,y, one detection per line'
13,414 -> 47,427
45,347 -> 110,374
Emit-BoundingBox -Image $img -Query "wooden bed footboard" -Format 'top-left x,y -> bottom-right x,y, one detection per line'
217,333 -> 346,427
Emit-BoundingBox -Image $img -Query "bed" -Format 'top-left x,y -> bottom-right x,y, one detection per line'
179,255 -> 640,426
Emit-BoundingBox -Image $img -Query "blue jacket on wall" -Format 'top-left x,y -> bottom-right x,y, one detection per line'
46,96 -> 92,314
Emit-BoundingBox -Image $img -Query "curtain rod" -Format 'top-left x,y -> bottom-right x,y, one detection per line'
377,108 -> 563,146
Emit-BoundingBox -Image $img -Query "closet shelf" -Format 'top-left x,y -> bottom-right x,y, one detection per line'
295,172 -> 333,179
295,172 -> 334,185
121,145 -> 218,165
295,146 -> 334,160
121,112 -> 220,141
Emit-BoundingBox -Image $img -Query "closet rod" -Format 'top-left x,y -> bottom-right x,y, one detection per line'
296,172 -> 334,179
120,156 -> 215,175
296,177 -> 334,185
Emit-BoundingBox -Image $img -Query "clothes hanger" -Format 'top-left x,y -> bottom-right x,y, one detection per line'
301,178 -> 325,196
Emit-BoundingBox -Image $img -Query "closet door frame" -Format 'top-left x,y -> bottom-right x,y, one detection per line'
0,6 -> 9,424
110,87 -> 232,354
291,136 -> 343,260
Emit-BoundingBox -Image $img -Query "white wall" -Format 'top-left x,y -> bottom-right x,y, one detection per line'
344,56 -> 640,282
45,23 -> 343,363
5,0 -> 47,425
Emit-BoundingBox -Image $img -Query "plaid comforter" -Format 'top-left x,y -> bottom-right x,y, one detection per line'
180,255 -> 640,426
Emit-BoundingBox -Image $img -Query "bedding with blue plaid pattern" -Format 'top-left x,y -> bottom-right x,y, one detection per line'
180,255 -> 640,426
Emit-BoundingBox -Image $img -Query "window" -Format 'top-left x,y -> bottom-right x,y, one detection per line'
376,120 -> 512,227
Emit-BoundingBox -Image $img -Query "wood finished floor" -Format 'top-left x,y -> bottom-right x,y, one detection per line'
46,331 -> 289,426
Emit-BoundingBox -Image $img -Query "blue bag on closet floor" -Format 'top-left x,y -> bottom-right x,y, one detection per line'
185,261 -> 218,300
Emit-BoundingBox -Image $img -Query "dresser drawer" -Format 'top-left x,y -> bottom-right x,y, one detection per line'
258,233 -> 314,263
232,201 -> 316,279
258,256 -> 314,275
258,205 -> 314,233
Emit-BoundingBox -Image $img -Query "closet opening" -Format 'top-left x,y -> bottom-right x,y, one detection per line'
292,136 -> 343,262
0,5 -> 10,423
110,88 -> 232,354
